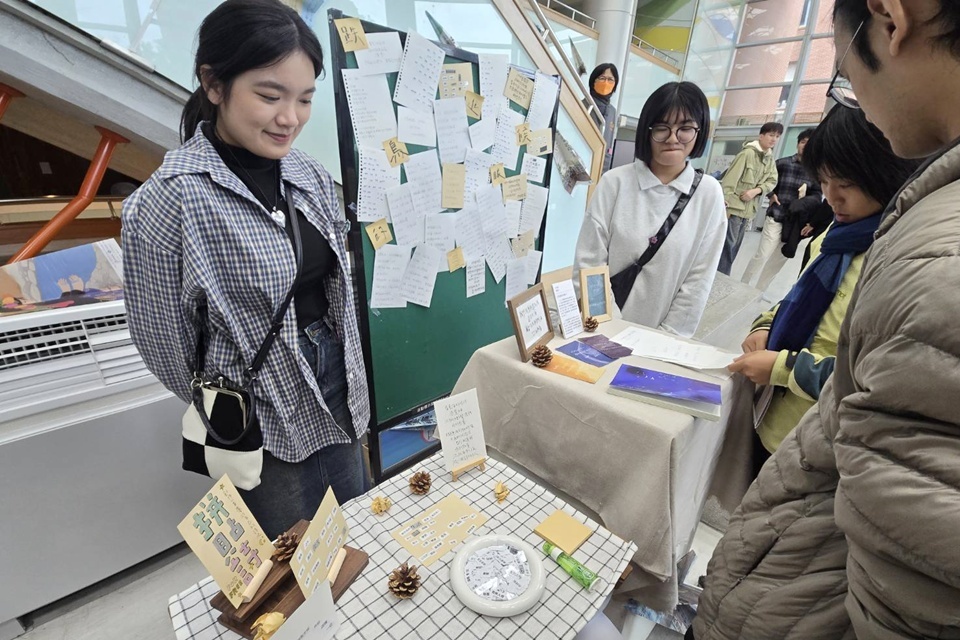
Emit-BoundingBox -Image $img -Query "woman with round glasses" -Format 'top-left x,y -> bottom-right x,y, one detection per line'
573,81 -> 726,337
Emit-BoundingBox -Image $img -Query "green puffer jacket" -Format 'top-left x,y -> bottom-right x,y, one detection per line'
720,141 -> 778,220
693,140 -> 960,639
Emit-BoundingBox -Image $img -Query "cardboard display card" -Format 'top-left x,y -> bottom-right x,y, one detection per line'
291,487 -> 348,598
435,388 -> 487,474
391,494 -> 488,567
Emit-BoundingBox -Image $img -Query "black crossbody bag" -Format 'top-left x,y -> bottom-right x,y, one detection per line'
609,169 -> 703,309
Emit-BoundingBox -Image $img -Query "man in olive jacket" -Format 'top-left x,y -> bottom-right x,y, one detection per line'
690,1 -> 960,638
717,123 -> 781,274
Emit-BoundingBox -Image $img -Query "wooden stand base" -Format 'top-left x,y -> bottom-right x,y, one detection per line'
451,457 -> 486,482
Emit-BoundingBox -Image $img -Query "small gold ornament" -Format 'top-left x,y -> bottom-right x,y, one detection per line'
251,612 -> 286,640
409,470 -> 432,495
584,316 -> 599,332
494,481 -> 510,503
271,532 -> 300,563
531,344 -> 553,368
387,562 -> 422,599
371,495 -> 392,515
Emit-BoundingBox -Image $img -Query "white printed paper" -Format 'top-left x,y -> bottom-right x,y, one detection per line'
492,108 -> 524,171
385,182 -> 424,246
526,72 -> 560,131
272,578 -> 339,640
469,117 -> 497,152
505,257 -> 527,305
358,147 -> 401,222
424,213 -> 456,272
464,150 -> 493,201
610,326 -> 739,370
397,106 -> 437,147
401,244 -> 442,307
515,294 -> 549,351
342,70 -> 397,150
370,244 -> 411,309
504,200 -> 522,238
433,97 -> 471,165
455,205 -> 485,261
521,153 -> 547,184
484,235 -> 512,283
354,32 -> 403,76
552,280 -> 584,339
525,249 -> 542,285
404,149 -> 443,214
519,183 -> 549,236
394,32 -> 445,111
476,183 -> 509,238
466,259 -> 485,298
435,388 -> 487,473
479,53 -> 509,121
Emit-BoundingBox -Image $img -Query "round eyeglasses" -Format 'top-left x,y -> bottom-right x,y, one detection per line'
650,125 -> 700,144
827,20 -> 864,110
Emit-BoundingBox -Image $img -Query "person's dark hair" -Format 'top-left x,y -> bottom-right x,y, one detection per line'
802,104 -> 920,210
797,128 -> 816,144
588,63 -> 620,96
760,122 -> 784,136
180,0 -> 324,141
633,81 -> 710,164
834,0 -> 960,71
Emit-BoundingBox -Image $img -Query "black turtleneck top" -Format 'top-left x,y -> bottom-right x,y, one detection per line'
204,124 -> 333,332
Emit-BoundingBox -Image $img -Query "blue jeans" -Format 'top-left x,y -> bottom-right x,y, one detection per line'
718,215 -> 750,275
241,319 -> 369,539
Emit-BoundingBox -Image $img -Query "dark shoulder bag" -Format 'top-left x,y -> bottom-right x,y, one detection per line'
180,189 -> 302,491
610,169 -> 703,309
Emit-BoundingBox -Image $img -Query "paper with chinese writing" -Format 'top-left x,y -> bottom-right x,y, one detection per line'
469,117 -> 496,152
504,67 -> 534,109
484,235 -> 511,283
357,147 -> 400,222
439,62 -> 474,99
515,294 -> 549,351
273,578 -> 339,640
455,205 -> 485,261
524,249 -> 542,285
464,150 -> 493,201
528,128 -> 554,156
364,218 -> 393,250
501,174 -> 528,202
610,325 -> 738,371
479,53 -> 509,117
512,229 -> 535,257
425,213 -> 456,272
390,493 -> 488,567
401,244 -> 442,307
520,183 -> 548,235
465,91 -> 484,120
521,153 -> 547,184
492,108 -> 523,170
291,487 -> 348,597
441,163 -> 466,210
447,246 -> 465,272
526,72 -> 560,131
342,71 -> 397,151
370,244 -> 410,309
385,182 -> 424,246
354,31 -> 402,75
177,475 -> 274,608
397,106 -> 436,147
434,97 -> 471,165
435,388 -> 486,474
505,201 -> 523,238
466,258 -> 485,297
403,149 -> 443,215
334,18 -> 368,52
505,258 -> 527,305
552,280 -> 584,339
394,31 -> 444,111
382,137 -> 409,168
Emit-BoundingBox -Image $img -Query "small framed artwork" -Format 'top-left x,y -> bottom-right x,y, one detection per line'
507,284 -> 554,362
579,266 -> 613,322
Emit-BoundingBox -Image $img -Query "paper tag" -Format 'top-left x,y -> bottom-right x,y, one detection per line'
465,91 -> 484,120
489,163 -> 506,186
365,218 -> 393,250
382,137 -> 410,168
334,18 -> 368,52
501,174 -> 528,202
528,128 -> 553,156
447,246 -> 465,272
504,67 -> 534,109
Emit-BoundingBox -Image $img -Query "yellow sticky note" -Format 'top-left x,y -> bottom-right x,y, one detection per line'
465,91 -> 484,120
534,509 -> 595,555
515,122 -> 532,146
528,128 -> 554,156
447,247 -> 465,272
504,67 -> 534,109
439,63 -> 474,99
365,218 -> 393,250
512,230 -> 535,258
334,18 -> 369,52
442,163 -> 466,210
489,163 -> 506,186
382,137 -> 409,168
501,173 -> 528,202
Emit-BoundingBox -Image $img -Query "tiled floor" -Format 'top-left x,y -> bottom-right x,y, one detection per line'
15,230 -> 804,640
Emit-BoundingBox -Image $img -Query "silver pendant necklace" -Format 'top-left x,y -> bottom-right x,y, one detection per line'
220,137 -> 284,225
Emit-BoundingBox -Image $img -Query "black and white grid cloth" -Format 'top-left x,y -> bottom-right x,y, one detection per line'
169,453 -> 637,639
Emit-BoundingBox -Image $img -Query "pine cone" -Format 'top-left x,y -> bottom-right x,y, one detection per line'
387,562 -> 422,599
409,470 -> 432,495
371,495 -> 392,515
584,316 -> 599,332
494,481 -> 510,503
271,532 -> 300,563
531,344 -> 553,368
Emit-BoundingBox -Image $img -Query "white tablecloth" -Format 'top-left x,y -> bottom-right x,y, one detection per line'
453,319 -> 735,610
169,453 -> 637,639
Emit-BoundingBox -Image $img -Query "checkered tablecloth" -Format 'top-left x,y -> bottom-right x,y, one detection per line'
169,453 -> 637,639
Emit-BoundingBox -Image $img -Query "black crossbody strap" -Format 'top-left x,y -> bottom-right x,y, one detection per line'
610,169 -> 703,309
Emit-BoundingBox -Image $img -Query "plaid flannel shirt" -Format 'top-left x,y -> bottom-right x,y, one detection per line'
770,154 -> 821,213
122,126 -> 370,462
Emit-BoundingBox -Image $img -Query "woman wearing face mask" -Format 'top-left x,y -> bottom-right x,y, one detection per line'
573,81 -> 726,338
122,0 -> 370,538
586,63 -> 619,173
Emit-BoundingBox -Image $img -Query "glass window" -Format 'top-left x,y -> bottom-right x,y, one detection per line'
802,37 -> 836,82
739,0 -> 808,43
719,86 -> 790,127
813,0 -> 835,35
728,40 -> 804,87
792,83 -> 831,124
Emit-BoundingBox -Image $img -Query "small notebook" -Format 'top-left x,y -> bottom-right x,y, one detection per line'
607,364 -> 722,421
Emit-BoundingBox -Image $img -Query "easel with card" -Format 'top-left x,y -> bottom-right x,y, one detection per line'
329,10 -> 562,483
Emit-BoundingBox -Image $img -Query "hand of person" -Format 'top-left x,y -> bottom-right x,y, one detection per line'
727,349 -> 779,385
739,188 -> 762,202
741,329 -> 770,353
801,224 -> 814,237
770,194 -> 781,206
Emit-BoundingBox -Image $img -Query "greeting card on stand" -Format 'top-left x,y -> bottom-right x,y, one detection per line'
291,487 -> 348,598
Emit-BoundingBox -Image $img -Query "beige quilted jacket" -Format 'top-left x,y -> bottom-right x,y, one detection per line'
693,140 -> 960,640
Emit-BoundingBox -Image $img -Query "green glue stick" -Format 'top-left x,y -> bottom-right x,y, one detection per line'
542,542 -> 600,592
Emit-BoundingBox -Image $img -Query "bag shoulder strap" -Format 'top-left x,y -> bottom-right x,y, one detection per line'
633,168 -> 703,272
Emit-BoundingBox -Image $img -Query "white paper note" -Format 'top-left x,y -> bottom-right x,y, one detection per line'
385,182 -> 424,246
354,32 -> 403,76
433,97 -> 471,165
358,147 -> 401,222
505,257 -> 527,304
476,183 -> 509,238
342,70 -> 398,150
455,204 -> 485,261
526,72 -> 560,131
404,149 -> 443,214
521,153 -> 547,184
504,200 -> 522,238
469,117 -> 497,152
464,149 -> 492,202
466,258 -> 486,298
525,249 -> 542,285
401,244 -> 442,307
484,235 -> 512,283
552,280 -> 584,339
610,326 -> 739,370
272,578 -> 339,640
394,32 -> 445,111
397,106 -> 437,147
370,244 -> 411,309
424,213 -> 456,272
479,53 -> 509,121
519,183 -> 549,236
492,108 -> 524,171
435,388 -> 487,473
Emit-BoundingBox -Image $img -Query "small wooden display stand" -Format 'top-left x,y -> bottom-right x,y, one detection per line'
210,520 -> 368,639
451,457 -> 486,482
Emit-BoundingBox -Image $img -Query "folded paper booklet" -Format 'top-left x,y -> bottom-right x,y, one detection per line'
607,364 -> 722,421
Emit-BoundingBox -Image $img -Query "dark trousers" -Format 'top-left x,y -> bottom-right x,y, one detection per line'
718,215 -> 750,275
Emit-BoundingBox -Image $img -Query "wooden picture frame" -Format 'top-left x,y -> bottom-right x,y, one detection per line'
579,266 -> 613,322
507,284 -> 554,362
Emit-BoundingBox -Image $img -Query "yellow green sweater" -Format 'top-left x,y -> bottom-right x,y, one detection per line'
750,225 -> 865,452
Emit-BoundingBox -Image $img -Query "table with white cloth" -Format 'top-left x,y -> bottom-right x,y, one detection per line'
452,319 -> 737,611
168,453 -> 637,640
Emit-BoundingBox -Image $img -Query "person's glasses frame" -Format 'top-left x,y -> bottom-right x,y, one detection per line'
827,19 -> 864,110
649,124 -> 700,144
595,77 -> 616,85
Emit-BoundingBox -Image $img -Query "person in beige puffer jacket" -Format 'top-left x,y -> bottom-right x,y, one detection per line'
689,1 -> 960,638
